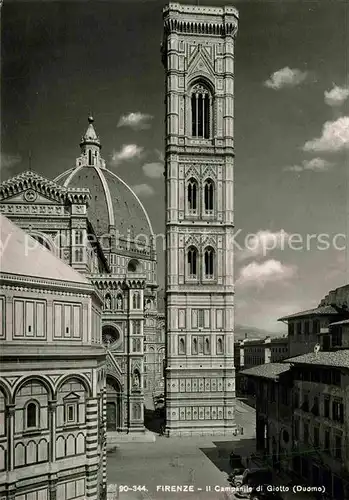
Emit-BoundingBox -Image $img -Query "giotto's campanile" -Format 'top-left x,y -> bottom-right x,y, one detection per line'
162,2 -> 238,436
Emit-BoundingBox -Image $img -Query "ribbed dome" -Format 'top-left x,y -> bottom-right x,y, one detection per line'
56,166 -> 153,239
54,117 -> 154,243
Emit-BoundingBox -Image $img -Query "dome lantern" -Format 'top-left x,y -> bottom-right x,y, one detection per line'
77,116 -> 105,169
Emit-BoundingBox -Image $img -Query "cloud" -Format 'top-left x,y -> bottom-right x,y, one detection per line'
264,67 -> 308,90
283,158 -> 334,173
0,153 -> 21,170
237,230 -> 290,261
303,116 -> 349,152
237,259 -> 296,287
131,183 -> 155,197
111,144 -> 144,165
142,162 -> 164,178
324,84 -> 349,107
117,112 -> 153,130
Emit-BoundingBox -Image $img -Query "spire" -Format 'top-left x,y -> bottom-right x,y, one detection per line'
76,116 -> 106,169
80,115 -> 101,149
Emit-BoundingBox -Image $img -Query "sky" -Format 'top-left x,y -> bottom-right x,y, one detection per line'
1,0 -> 349,333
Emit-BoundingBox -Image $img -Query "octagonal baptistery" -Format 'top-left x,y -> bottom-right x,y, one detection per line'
0,214 -> 106,500
54,117 -> 157,287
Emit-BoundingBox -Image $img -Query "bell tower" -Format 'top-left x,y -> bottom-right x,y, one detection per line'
162,2 -> 239,436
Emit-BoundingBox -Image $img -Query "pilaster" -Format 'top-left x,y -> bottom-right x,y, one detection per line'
85,397 -> 99,499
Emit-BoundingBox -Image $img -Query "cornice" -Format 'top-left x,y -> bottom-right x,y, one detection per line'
0,273 -> 94,296
0,343 -> 106,360
91,274 -> 147,290
163,4 -> 238,38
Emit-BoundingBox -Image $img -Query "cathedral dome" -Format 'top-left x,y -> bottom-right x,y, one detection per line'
55,118 -> 154,243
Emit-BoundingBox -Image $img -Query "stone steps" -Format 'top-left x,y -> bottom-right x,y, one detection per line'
107,430 -> 156,446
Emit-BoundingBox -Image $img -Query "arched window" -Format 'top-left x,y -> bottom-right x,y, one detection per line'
204,247 -> 215,278
88,150 -> 92,165
26,402 -> 38,429
179,337 -> 185,355
217,337 -> 223,354
191,83 -> 211,138
192,337 -> 198,355
31,234 -> 52,251
134,321 -> 141,335
133,292 -> 141,309
187,178 -> 198,213
204,337 -> 210,355
187,246 -> 198,278
204,179 -> 214,213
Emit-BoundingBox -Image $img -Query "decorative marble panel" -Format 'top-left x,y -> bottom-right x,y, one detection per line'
169,379 -> 179,392
170,408 -> 179,420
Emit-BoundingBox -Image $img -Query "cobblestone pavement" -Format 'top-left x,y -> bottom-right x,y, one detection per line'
106,400 -> 256,500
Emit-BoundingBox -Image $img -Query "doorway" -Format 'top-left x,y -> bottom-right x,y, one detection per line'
107,402 -> 117,431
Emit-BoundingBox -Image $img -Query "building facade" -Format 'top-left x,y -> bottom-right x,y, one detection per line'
290,352 -> 349,500
237,336 -> 288,395
279,284 -> 349,358
0,215 -> 106,500
144,289 -> 166,395
162,2 -> 239,436
243,327 -> 349,499
0,118 -> 165,435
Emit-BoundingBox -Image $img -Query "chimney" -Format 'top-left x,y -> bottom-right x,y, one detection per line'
245,333 -> 247,339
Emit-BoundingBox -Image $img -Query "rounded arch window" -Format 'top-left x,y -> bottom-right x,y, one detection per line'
102,326 -> 121,347
26,401 -> 39,429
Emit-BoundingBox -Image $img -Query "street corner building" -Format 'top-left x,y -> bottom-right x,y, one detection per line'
0,118 -> 165,439
161,3 -> 239,436
0,214 -> 107,500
